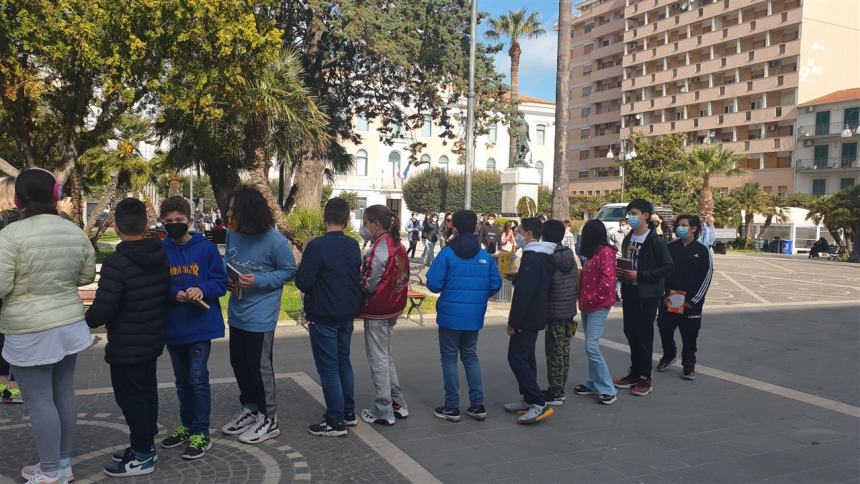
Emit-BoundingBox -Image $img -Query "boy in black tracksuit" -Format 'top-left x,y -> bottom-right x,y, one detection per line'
85,198 -> 171,477
656,215 -> 712,380
504,218 -> 557,424
614,199 -> 674,397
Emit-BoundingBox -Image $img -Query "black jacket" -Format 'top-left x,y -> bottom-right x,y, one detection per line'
422,221 -> 439,243
508,243 -> 556,331
663,239 -> 712,315
85,238 -> 171,365
621,229 -> 674,300
480,223 -> 501,254
295,231 -> 362,325
548,244 -> 579,320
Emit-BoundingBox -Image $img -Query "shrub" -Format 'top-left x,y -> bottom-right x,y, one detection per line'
402,168 -> 501,213
287,207 -> 358,250
517,196 -> 537,218
338,190 -> 359,210
537,185 -> 552,216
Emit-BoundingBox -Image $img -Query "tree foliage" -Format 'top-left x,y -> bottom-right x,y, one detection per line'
623,132 -> 695,207
676,145 -> 744,216
730,182 -> 771,242
402,168 -> 501,214
806,185 -> 860,256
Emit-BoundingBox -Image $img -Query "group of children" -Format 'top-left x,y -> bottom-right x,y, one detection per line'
0,169 -> 713,482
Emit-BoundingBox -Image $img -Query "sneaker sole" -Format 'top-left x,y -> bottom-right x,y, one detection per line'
433,411 -> 461,422
574,388 -> 597,395
466,411 -> 487,421
631,388 -> 653,396
394,412 -> 409,419
103,466 -> 155,478
682,374 -> 696,381
221,424 -> 254,435
345,420 -> 358,427
21,470 -> 76,482
181,441 -> 213,460
518,407 -> 554,425
545,400 -> 565,406
160,439 -> 189,449
503,406 -> 529,414
656,358 -> 677,372
614,383 -> 636,389
113,454 -> 158,464
307,428 -> 348,437
239,429 -> 281,444
597,396 -> 618,405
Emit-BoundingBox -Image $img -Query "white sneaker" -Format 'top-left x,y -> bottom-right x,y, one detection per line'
222,406 -> 259,435
23,468 -> 63,484
503,401 -> 529,413
238,414 -> 280,444
22,462 -> 73,482
517,404 -> 554,425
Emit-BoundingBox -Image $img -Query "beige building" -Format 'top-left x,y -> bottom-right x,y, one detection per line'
331,97 -> 556,229
794,88 -> 860,195
568,0 -> 860,195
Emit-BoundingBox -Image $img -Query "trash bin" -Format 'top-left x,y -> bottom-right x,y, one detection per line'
781,240 -> 793,255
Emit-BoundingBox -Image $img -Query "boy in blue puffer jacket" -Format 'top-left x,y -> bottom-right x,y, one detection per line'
426,210 -> 502,422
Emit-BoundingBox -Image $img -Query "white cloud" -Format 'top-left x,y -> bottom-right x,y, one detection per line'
492,27 -> 559,85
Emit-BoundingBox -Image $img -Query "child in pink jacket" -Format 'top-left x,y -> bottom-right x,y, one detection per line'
573,220 -> 618,405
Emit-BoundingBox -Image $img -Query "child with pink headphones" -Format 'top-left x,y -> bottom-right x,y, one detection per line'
0,168 -> 96,484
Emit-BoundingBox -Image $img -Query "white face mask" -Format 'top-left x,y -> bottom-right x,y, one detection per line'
515,234 -> 526,247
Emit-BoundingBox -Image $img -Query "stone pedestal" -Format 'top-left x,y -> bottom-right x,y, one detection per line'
501,166 -> 540,217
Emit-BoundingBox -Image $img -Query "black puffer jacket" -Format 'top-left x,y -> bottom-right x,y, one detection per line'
548,244 -> 578,320
621,229 -> 674,300
85,238 -> 171,365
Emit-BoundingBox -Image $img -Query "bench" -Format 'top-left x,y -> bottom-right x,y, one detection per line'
403,289 -> 426,326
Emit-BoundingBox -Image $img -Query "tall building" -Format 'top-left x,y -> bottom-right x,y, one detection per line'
568,0 -> 860,196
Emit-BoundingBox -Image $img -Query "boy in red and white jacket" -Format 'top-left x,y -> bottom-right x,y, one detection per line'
358,205 -> 410,426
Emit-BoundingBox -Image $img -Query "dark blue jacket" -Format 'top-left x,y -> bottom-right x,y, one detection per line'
163,232 -> 227,345
295,231 -> 362,326
426,234 -> 502,331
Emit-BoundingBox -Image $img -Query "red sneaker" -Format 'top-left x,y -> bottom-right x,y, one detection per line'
613,374 -> 638,389
631,377 -> 653,396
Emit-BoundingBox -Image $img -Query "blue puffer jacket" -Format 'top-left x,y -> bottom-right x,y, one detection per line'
426,234 -> 502,330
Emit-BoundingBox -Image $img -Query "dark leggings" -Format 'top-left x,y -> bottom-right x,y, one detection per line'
0,334 -> 12,379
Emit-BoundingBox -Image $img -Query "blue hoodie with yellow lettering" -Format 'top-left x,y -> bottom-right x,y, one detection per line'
163,232 -> 227,345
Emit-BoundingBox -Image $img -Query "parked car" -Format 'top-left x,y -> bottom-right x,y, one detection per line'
595,202 -> 674,235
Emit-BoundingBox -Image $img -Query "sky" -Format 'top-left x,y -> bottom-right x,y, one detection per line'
479,0 -> 562,103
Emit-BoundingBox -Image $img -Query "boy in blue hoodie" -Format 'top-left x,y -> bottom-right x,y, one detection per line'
159,196 -> 227,460
220,187 -> 296,445
426,210 -> 501,423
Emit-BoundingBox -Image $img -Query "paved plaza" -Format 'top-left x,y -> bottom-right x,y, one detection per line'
1,254 -> 858,483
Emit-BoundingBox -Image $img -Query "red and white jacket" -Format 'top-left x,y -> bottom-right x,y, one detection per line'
359,233 -> 409,320
579,245 -> 618,313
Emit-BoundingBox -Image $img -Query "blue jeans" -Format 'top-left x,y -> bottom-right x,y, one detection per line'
580,309 -> 616,396
167,341 -> 212,435
438,327 -> 483,410
309,322 -> 355,426
424,241 -> 437,265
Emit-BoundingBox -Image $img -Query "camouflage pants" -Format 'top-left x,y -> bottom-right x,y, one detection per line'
545,318 -> 578,397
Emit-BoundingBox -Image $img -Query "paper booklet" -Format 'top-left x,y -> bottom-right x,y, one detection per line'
226,262 -> 244,300
666,289 -> 687,314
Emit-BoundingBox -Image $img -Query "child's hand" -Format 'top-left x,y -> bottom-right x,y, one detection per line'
506,325 -> 515,336
186,287 -> 203,301
176,290 -> 190,303
623,269 -> 637,281
238,274 -> 255,288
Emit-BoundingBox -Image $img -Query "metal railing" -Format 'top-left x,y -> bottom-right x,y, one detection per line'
796,158 -> 860,170
798,122 -> 859,137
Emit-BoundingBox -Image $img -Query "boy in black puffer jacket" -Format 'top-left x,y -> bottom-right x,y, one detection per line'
541,220 -> 579,406
86,198 -> 171,477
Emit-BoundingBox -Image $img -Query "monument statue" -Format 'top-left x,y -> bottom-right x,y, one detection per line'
512,112 -> 531,167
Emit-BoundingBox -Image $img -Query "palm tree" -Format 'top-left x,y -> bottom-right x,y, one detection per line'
731,182 -> 771,242
485,9 -> 546,168
676,146 -> 745,217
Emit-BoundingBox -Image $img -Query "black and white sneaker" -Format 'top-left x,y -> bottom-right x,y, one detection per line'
239,414 -> 280,444
433,406 -> 461,422
466,405 -> 487,421
574,384 -> 597,395
597,394 -> 618,405
221,406 -> 259,435
682,365 -> 696,380
360,409 -> 395,426
103,449 -> 156,477
345,413 -> 358,427
393,402 -> 409,419
112,446 -> 158,463
181,434 -> 212,460
542,390 -> 566,406
656,357 -> 677,372
308,420 -> 347,437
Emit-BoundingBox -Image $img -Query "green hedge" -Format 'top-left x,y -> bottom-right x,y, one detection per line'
402,168 -> 501,214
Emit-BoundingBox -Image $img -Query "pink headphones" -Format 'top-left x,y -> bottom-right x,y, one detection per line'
14,168 -> 63,210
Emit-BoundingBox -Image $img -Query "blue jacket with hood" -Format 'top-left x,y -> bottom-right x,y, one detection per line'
426,233 -> 502,330
163,232 -> 227,345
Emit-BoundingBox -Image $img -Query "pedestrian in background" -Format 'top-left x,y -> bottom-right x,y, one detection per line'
500,220 -> 518,253
405,212 -> 421,260
441,212 -> 454,248
358,205 -> 410,426
541,220 -> 579,407
614,199 -> 674,397
426,210 -> 502,422
575,219 -> 618,405
656,215 -> 712,381
297,198 -> 362,437
0,169 -> 96,484
562,220 -> 577,252
651,213 -> 672,240
480,213 -> 500,254
422,212 -> 440,266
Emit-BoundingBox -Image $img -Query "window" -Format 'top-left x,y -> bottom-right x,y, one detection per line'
842,142 -> 858,167
845,107 -> 860,129
438,155 -> 449,171
778,185 -> 788,195
812,179 -> 826,196
420,154 -> 431,165
814,145 -> 829,169
354,197 -> 367,221
388,151 -> 401,178
535,161 -> 544,181
601,61 -> 614,69
724,105 -> 735,113
390,120 -> 403,137
487,158 -> 496,171
580,128 -> 590,139
536,125 -> 546,145
421,115 -> 432,138
582,85 -> 592,96
579,149 -> 590,160
750,101 -> 763,110
585,23 -> 594,33
581,107 -> 592,117
356,115 -> 369,132
355,149 -> 368,176
488,123 -> 497,143
602,39 -> 610,47
815,111 -> 830,135
841,178 -> 855,190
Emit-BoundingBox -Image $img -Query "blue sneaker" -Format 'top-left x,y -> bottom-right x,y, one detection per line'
103,449 -> 156,477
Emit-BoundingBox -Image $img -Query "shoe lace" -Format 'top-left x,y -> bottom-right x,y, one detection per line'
189,434 -> 207,450
172,425 -> 189,439
253,417 -> 270,432
9,388 -> 21,397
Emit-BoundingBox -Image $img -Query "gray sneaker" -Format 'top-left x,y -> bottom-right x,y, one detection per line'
517,404 -> 554,425
503,401 -> 529,413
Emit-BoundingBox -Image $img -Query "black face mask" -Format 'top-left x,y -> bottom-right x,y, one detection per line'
165,223 -> 189,240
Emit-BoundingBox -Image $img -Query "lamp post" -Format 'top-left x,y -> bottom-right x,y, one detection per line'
607,141 -> 636,202
464,0 -> 478,210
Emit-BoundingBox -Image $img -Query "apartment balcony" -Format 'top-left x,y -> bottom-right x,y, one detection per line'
583,86 -> 623,104
797,123 -> 860,138
577,0 -> 625,21
578,41 -> 624,63
587,132 -> 622,148
721,136 -> 795,154
796,158 -> 860,172
592,64 -> 624,83
625,0 -> 761,35
590,20 -> 625,40
584,110 -> 622,125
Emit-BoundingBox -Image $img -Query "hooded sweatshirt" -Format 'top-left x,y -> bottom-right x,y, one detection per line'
163,232 -> 227,345
85,238 -> 171,365
548,244 -> 579,320
507,241 -> 556,332
426,233 -> 502,331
